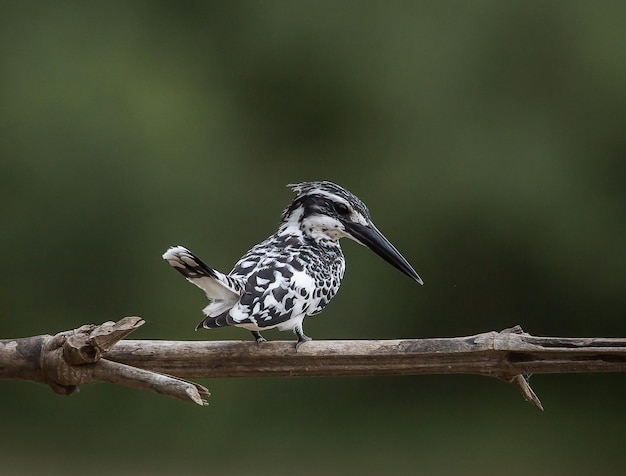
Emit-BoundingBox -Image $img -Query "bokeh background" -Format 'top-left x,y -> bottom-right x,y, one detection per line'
1,1 -> 625,475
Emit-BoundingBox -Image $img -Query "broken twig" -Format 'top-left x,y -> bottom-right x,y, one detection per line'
0,317 -> 209,406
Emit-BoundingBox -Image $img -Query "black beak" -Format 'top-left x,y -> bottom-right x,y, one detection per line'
344,222 -> 423,285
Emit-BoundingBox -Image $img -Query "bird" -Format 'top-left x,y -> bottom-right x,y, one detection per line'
162,181 -> 423,348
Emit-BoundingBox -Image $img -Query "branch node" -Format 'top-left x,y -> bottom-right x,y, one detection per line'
89,316 -> 145,352
39,317 -> 209,406
501,325 -> 525,335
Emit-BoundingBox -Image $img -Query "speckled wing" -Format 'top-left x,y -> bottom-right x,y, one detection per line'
227,262 -> 317,329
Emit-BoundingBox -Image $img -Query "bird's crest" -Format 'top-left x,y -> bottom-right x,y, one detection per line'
283,181 -> 369,221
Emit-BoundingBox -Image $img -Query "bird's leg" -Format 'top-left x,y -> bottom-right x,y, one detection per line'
251,331 -> 266,344
294,325 -> 312,350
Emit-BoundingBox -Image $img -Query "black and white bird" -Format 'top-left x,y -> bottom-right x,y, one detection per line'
162,181 -> 422,348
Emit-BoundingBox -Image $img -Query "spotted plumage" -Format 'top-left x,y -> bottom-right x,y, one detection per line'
163,181 -> 422,348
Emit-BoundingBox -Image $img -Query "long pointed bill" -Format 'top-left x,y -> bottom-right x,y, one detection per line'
344,222 -> 424,284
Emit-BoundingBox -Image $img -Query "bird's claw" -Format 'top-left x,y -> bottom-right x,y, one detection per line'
295,334 -> 312,351
251,331 -> 266,344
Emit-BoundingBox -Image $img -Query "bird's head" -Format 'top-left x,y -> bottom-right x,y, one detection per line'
281,181 -> 423,284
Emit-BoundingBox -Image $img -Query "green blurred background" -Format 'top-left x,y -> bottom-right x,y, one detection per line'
1,1 -> 625,475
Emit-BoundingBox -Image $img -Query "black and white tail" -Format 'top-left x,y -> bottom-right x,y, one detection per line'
162,246 -> 240,316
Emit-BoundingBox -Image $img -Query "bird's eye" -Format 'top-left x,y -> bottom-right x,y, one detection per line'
334,203 -> 350,215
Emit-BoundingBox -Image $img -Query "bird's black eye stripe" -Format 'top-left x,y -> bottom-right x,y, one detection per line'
333,202 -> 350,215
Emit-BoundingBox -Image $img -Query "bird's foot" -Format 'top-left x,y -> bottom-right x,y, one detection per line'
294,329 -> 312,351
251,331 -> 266,344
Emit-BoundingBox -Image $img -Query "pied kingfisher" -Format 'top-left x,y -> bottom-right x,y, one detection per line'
163,181 -> 423,348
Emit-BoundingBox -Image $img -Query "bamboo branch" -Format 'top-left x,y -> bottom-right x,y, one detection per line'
3,318 -> 626,410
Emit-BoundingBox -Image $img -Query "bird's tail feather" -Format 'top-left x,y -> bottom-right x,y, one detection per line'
163,245 -> 216,280
162,246 -> 240,305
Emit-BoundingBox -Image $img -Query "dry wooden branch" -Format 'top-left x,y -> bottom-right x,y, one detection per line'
3,318 -> 626,410
0,317 -> 209,406
105,324 -> 626,410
